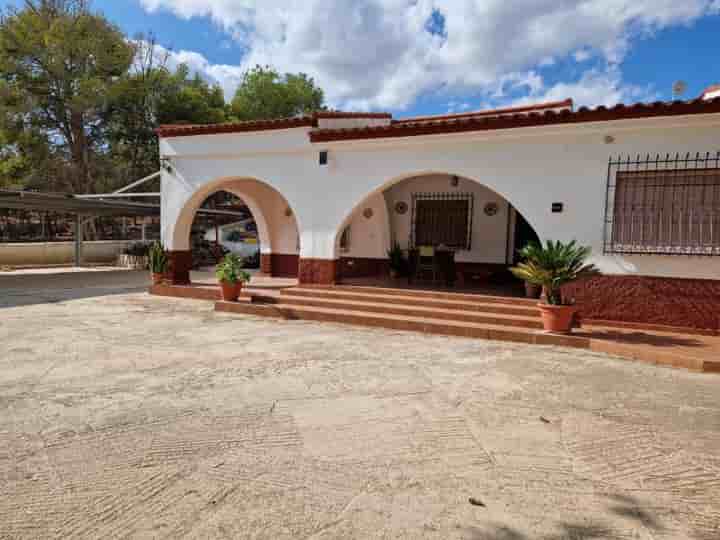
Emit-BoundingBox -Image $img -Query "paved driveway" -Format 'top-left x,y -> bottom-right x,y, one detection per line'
1,271 -> 718,539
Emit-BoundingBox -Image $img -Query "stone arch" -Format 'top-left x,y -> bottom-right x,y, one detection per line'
166,176 -> 301,283
331,170 -> 542,281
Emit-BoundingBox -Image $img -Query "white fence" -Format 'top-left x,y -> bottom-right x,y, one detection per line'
0,241 -> 133,266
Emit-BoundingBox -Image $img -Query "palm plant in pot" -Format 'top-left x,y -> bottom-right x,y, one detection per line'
511,240 -> 599,333
148,241 -> 168,285
215,253 -> 251,302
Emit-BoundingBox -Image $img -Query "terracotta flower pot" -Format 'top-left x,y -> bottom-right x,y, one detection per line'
524,281 -> 541,298
151,272 -> 165,285
220,280 -> 242,302
537,303 -> 577,334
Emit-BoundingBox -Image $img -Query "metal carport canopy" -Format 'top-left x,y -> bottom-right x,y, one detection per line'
0,190 -> 249,267
0,190 -> 161,267
0,190 -> 160,217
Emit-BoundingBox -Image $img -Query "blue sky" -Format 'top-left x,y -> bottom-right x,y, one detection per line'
2,0 -> 719,117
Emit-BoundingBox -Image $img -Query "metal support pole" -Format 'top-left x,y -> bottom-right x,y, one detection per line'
74,214 -> 83,267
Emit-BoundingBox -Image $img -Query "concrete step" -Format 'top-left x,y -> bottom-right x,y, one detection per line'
215,301 -> 588,350
279,294 -> 544,330
281,287 -> 540,317
325,284 -> 538,306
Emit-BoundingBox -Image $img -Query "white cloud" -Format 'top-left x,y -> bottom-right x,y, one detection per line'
139,0 -> 718,110
511,67 -> 657,109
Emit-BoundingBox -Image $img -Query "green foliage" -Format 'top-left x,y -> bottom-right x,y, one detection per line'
215,253 -> 250,284
148,241 -> 168,273
387,242 -> 405,272
155,64 -> 228,125
231,65 -> 324,120
0,0 -> 135,192
0,4 -> 327,193
510,240 -> 599,305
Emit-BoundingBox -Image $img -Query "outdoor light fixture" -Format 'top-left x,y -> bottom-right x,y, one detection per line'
450,175 -> 460,187
604,135 -> 615,144
319,150 -> 328,166
160,156 -> 173,173
552,202 -> 564,213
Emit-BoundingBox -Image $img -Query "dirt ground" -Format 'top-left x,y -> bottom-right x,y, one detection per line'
1,271 -> 719,539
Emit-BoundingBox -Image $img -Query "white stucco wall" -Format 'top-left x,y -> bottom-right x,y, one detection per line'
383,174 -> 511,264
160,113 -> 720,280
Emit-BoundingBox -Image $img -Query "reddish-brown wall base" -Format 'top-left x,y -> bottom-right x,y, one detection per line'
299,258 -> 338,284
564,275 -> 720,331
338,257 -> 389,278
166,250 -> 192,285
271,253 -> 299,278
260,253 -> 272,274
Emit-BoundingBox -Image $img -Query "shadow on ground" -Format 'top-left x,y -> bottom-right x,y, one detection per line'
0,270 -> 149,308
462,493 -> 675,539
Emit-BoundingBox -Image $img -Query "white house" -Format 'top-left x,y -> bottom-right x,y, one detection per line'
157,94 -> 720,330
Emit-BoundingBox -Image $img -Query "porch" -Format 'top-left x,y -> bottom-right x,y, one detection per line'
150,276 -> 720,374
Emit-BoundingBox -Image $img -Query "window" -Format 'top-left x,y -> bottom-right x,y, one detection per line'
411,193 -> 473,249
605,153 -> 720,255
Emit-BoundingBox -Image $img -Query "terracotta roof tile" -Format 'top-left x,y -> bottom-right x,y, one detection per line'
309,98 -> 720,143
392,99 -> 573,124
156,116 -> 315,138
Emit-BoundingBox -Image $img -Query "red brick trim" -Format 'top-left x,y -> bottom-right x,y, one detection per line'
166,250 -> 192,285
298,258 -> 338,285
271,253 -> 299,278
310,97 -> 720,143
150,283 -> 222,301
338,257 -> 389,279
260,253 -> 272,275
564,275 -> 720,331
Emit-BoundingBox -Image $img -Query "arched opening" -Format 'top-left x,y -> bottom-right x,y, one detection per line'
333,172 -> 540,294
168,177 -> 301,284
189,191 -> 261,270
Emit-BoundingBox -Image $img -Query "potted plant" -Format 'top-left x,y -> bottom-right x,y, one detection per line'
387,242 -> 405,279
215,253 -> 251,301
511,240 -> 599,333
148,241 -> 168,285
118,242 -> 150,269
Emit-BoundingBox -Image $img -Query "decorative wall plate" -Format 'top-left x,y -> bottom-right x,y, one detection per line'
484,202 -> 499,216
394,201 -> 408,215
363,207 -> 374,219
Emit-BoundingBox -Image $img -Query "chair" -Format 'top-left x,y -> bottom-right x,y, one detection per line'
415,245 -> 438,283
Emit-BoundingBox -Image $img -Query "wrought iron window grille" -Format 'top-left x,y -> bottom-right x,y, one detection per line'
603,152 -> 720,256
410,192 -> 474,250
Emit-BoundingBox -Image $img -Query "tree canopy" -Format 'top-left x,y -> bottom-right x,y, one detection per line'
231,65 -> 325,121
0,1 -> 327,194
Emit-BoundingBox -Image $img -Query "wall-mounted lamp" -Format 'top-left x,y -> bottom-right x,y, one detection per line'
319,150 -> 329,166
160,156 -> 173,173
603,135 -> 615,144
450,175 -> 460,187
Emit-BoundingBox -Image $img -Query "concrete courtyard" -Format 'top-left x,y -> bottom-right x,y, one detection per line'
1,271 -> 719,539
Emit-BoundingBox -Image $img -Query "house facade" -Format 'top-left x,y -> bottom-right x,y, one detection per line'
157,95 -> 720,330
